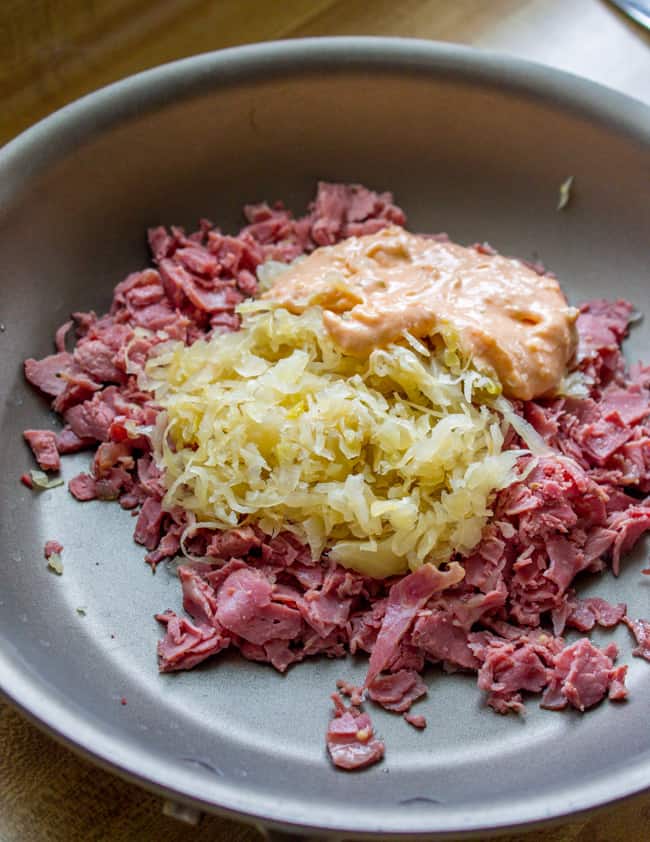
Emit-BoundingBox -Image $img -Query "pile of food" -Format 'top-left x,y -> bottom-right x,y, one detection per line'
23,183 -> 650,770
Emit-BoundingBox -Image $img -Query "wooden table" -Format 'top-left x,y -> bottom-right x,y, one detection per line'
1,1 -> 649,840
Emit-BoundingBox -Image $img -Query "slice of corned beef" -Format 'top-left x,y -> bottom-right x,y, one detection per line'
23,429 -> 60,472
215,567 -> 303,645
143,519 -> 184,565
600,385 -> 650,426
178,565 -> 217,628
577,299 -> 633,358
410,588 -> 504,671
576,300 -> 631,388
156,610 -> 230,671
134,497 -> 165,550
24,352 -> 72,397
469,631 -> 557,714
298,588 -> 353,638
64,391 -> 118,442
367,669 -> 427,713
43,540 -> 63,559
93,441 -> 134,477
563,595 -> 627,633
608,505 -> 650,575
348,599 -> 387,655
68,473 -> 97,501
326,693 -> 384,770
55,320 -> 73,353
56,426 -> 95,454
404,713 -> 427,729
544,534 -> 588,593
52,367 -> 102,415
364,562 -> 465,688
73,339 -> 126,385
623,617 -> 650,662
541,638 -> 624,711
309,182 -> 406,247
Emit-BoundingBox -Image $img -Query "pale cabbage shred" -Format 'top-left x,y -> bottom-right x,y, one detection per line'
144,301 -> 523,578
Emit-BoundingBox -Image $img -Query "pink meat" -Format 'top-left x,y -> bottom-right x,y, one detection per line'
544,535 -> 587,593
608,505 -> 650,574
474,637 -> 551,714
309,182 -> 405,247
73,339 -> 125,384
52,368 -> 101,414
56,426 -> 95,454
404,713 -> 427,729
624,617 -> 650,662
364,562 -> 465,687
176,246 -> 219,277
411,611 -> 478,669
565,596 -> 627,632
178,566 -> 218,627
68,473 -> 97,501
156,611 -> 229,671
215,568 -> 302,645
541,639 -> 621,711
326,694 -> 384,770
24,352 -> 72,397
54,320 -> 73,353
43,540 -> 63,559
206,527 -> 263,559
299,589 -> 352,637
600,385 -> 649,426
134,497 -> 165,550
23,429 -> 60,472
608,665 -> 629,701
64,392 -> 118,442
408,589 -> 504,671
367,669 -> 427,713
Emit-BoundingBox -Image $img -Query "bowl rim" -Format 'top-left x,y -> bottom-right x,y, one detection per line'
1,36 -> 649,840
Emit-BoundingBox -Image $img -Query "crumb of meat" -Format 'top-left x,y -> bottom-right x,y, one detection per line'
404,713 -> 427,729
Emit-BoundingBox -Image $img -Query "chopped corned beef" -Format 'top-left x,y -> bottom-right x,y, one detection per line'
156,610 -> 230,672
44,540 -> 63,559
365,562 -> 465,687
56,426 -> 95,454
367,669 -> 427,713
68,473 -> 97,501
133,498 -> 165,550
22,182 -> 650,772
541,639 -> 622,711
24,352 -> 72,397
469,629 -> 560,714
23,429 -> 60,472
563,595 -> 627,633
326,693 -> 385,770
623,617 -> 650,662
404,713 -> 427,729
215,567 -> 303,645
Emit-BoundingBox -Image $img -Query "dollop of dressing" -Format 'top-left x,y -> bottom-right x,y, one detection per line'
263,226 -> 578,400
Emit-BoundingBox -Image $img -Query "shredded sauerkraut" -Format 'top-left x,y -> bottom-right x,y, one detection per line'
145,302 -> 523,577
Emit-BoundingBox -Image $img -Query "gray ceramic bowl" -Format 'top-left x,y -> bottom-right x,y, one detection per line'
1,38 -> 649,841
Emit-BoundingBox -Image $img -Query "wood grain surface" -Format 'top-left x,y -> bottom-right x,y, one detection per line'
1,1 -> 649,840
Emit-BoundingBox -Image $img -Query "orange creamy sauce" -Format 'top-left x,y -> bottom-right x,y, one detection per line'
263,226 -> 578,400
